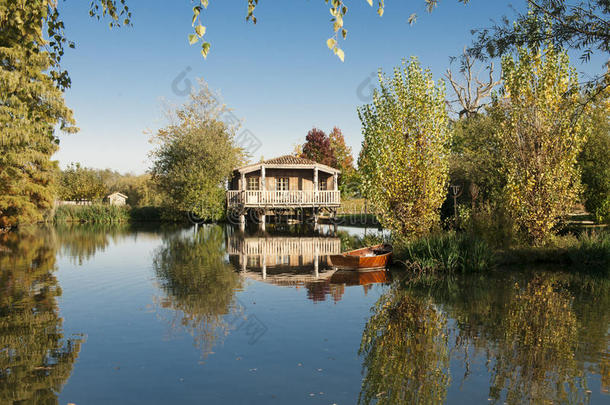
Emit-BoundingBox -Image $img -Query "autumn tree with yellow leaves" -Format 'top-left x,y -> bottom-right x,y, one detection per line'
495,45 -> 587,244
358,58 -> 451,236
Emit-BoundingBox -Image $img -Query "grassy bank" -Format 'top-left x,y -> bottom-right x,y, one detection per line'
53,205 -> 167,224
392,230 -> 610,276
497,231 -> 610,275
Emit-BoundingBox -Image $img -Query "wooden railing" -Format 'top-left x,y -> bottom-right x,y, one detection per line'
227,190 -> 340,207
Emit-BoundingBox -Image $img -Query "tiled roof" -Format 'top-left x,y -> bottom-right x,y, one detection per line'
235,154 -> 340,173
262,155 -> 317,165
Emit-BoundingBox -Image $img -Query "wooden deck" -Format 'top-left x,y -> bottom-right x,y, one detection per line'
226,190 -> 340,208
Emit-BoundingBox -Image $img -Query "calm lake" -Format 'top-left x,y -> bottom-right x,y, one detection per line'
1,223 -> 608,404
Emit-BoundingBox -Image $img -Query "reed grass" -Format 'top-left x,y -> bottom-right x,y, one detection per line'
396,232 -> 494,274
54,204 -> 130,223
53,205 -> 167,224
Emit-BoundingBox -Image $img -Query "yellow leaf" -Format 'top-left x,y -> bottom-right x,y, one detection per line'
195,25 -> 206,37
337,49 -> 345,62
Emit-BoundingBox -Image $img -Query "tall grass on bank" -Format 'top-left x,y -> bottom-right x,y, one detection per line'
54,205 -> 130,223
396,232 -> 494,274
53,205 -> 167,224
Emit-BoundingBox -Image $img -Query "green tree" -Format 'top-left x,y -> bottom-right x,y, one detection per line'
150,82 -> 245,221
0,1 -> 77,230
578,94 -> 610,223
58,163 -> 107,201
358,58 -> 451,236
496,45 -> 587,243
449,112 -> 505,205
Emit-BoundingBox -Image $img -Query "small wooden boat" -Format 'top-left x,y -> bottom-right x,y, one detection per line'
329,244 -> 392,270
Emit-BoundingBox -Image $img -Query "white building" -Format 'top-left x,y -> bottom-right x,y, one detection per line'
107,192 -> 128,206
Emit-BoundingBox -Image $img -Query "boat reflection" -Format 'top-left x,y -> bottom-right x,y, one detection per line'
227,228 -> 390,302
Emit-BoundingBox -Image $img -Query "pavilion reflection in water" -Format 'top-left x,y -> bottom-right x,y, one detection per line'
227,229 -> 390,302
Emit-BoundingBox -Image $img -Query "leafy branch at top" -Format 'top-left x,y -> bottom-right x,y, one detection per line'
468,0 -> 610,92
89,0 -> 132,28
86,1 -> 471,61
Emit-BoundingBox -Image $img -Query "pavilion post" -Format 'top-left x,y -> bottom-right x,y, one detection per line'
260,165 -> 265,205
313,167 -> 318,207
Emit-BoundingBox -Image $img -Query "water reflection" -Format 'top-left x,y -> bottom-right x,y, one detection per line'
359,288 -> 450,405
227,226 -> 390,302
492,276 -> 583,404
55,223 -> 184,265
0,229 -> 82,404
152,225 -> 243,359
360,270 -> 610,404
0,225 -> 608,404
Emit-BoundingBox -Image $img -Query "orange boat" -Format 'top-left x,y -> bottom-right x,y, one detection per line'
329,244 -> 392,270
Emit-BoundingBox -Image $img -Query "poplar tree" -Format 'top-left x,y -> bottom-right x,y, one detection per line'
358,58 -> 451,236
497,45 -> 586,243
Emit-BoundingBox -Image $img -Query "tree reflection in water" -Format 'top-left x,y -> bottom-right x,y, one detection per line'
152,225 -> 243,359
358,286 -> 450,405
491,276 -> 583,404
361,270 -> 609,404
0,229 -> 82,404
54,223 -> 179,266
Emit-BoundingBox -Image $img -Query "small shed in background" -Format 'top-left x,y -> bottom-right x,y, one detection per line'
107,192 -> 128,206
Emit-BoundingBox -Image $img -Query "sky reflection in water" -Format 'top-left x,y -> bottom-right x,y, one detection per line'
0,223 -> 608,404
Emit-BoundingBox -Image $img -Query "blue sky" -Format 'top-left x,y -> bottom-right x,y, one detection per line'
52,0 -> 606,174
